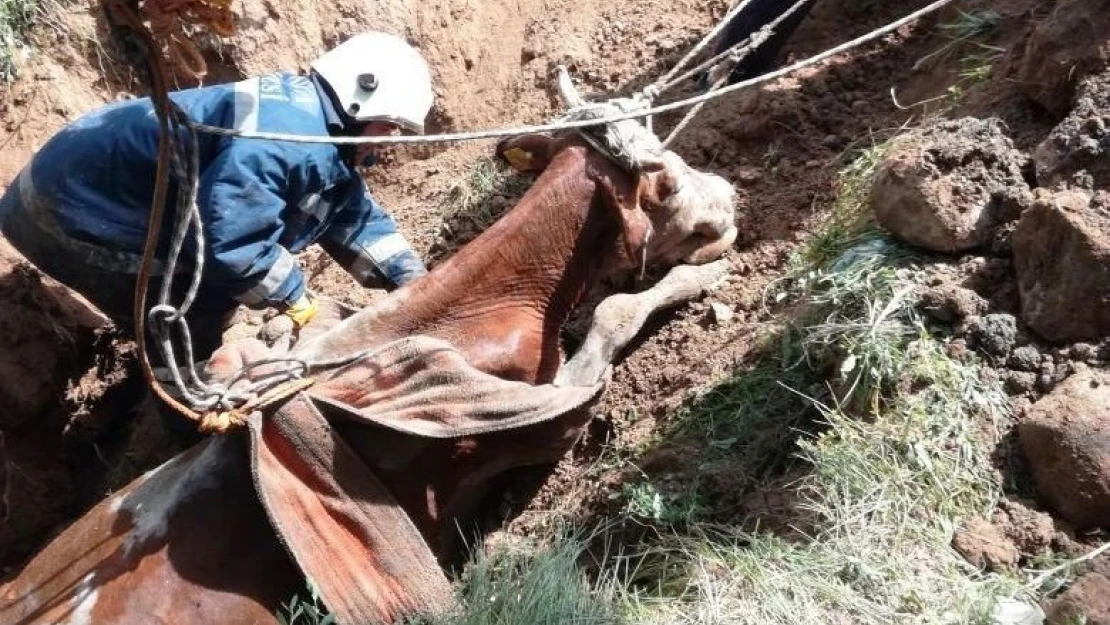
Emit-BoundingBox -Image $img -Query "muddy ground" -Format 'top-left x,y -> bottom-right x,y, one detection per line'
1,0 -> 1108,612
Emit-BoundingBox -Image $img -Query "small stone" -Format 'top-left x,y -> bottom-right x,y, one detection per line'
1035,373 -> 1059,393
952,517 -> 1020,570
1013,188 -> 1110,343
1008,346 -> 1043,372
734,166 -> 763,183
994,598 -> 1046,625
969,314 -> 1019,358
1019,369 -> 1110,529
1071,342 -> 1097,361
709,302 -> 734,324
851,100 -> 869,113
1004,371 -> 1037,395
871,117 -> 1031,253
822,134 -> 841,148
946,338 -> 970,360
920,284 -> 989,323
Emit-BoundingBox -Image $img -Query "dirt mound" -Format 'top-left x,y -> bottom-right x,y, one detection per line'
1013,188 -> 1110,343
1019,367 -> 1110,529
1046,573 -> 1110,625
870,117 -> 1032,253
952,517 -> 1020,571
1033,68 -> 1110,190
0,240 -> 105,429
0,238 -> 114,568
1017,0 -> 1110,116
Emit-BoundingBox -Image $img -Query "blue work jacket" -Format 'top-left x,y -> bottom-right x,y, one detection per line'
0,71 -> 425,309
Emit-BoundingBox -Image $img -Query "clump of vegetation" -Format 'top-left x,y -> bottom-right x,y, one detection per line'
440,157 -> 531,230
276,581 -> 333,625
614,233 -> 1021,624
1,0 -> 39,81
429,156 -> 533,263
911,8 -> 1005,108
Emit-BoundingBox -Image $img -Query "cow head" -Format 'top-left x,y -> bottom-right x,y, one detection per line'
496,132 -> 738,275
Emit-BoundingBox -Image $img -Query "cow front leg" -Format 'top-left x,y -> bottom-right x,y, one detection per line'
555,259 -> 730,387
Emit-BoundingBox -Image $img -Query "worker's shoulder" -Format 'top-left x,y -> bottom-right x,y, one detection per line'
251,71 -> 330,133
216,71 -> 342,166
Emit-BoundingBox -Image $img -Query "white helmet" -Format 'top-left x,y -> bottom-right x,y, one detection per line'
310,32 -> 434,134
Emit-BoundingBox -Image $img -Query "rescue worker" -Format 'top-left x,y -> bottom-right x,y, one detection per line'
0,31 -> 431,359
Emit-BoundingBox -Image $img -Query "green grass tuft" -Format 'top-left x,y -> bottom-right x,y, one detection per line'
611,236 -> 1023,625
276,581 -> 334,625
439,157 -> 532,232
1,0 -> 39,81
790,142 -> 890,272
416,530 -> 621,625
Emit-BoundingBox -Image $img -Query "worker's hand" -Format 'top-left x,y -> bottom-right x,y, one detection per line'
261,292 -> 318,349
284,292 -> 320,327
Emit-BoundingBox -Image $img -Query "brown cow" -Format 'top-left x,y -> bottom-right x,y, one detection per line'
0,129 -> 736,625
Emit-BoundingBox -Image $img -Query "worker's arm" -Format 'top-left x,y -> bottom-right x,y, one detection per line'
319,179 -> 427,291
195,142 -> 308,310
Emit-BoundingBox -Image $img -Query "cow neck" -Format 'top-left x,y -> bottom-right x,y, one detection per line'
413,149 -> 615,328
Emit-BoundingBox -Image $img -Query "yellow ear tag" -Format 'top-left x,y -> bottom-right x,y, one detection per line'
502,146 -> 533,170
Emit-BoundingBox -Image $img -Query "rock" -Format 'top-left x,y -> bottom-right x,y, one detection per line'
994,598 -> 1045,625
995,499 -> 1060,556
1046,573 -> 1110,625
708,302 -> 734,324
1012,188 -> 1110,343
952,517 -> 1020,571
1019,369 -> 1110,529
969,314 -> 1019,358
1034,69 -> 1110,189
734,166 -> 763,184
1071,343 -> 1098,362
919,284 -> 989,323
946,338 -> 970,361
1004,371 -> 1037,396
1018,0 -> 1110,116
1008,345 -> 1043,372
871,118 -> 1032,253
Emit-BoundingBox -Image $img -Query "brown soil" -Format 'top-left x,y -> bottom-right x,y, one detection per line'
0,0 -> 1107,610
1046,573 -> 1110,625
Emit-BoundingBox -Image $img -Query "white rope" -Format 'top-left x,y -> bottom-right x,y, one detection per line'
645,0 -> 757,98
189,0 -> 955,146
662,73 -> 728,147
661,0 -> 814,147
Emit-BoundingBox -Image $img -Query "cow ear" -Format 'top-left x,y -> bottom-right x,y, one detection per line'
495,133 -> 557,172
636,166 -> 678,207
589,162 -> 654,275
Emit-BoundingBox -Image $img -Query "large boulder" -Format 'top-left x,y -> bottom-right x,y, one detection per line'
1033,69 -> 1110,189
1018,367 -> 1110,529
1012,188 -> 1110,343
1045,573 -> 1110,625
871,118 -> 1031,253
1018,0 -> 1110,116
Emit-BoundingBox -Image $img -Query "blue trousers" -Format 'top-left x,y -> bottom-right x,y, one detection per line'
0,181 -> 234,360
